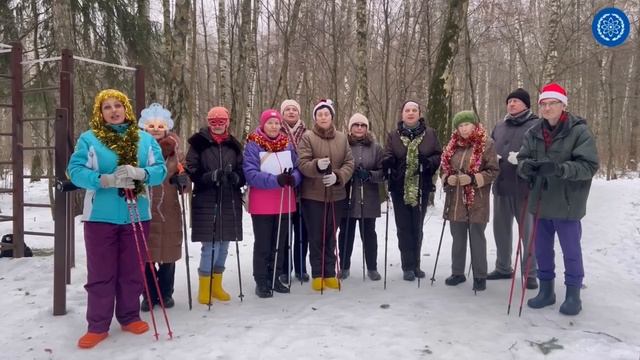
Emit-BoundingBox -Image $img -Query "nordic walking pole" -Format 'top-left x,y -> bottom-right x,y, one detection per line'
518,183 -> 543,317
507,190 -> 530,314
176,163 -> 192,310
207,172 -> 221,311
417,163 -> 424,289
297,195 -> 305,286
272,186 -> 286,291
383,168 -> 391,290
287,182 -> 293,289
360,178 -> 365,281
226,164 -> 244,302
340,184 -> 354,279
430,187 -> 451,286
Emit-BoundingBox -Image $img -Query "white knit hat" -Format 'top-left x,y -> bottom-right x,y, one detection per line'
348,113 -> 369,129
280,99 -> 301,114
312,99 -> 335,121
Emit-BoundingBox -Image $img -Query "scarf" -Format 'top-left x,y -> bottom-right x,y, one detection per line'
312,123 -> 336,139
281,119 -> 306,149
400,132 -> 425,207
440,124 -> 487,207
247,128 -> 289,153
542,111 -> 568,150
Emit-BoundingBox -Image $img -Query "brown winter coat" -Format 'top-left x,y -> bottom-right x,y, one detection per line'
443,138 -> 499,224
148,133 -> 187,262
297,124 -> 354,202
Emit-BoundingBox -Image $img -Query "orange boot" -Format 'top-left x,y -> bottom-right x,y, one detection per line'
121,320 -> 149,334
77,332 -> 108,349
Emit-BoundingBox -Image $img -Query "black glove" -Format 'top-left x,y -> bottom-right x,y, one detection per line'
169,173 -> 189,193
276,171 -> 295,187
226,171 -> 240,186
536,160 -> 563,177
210,169 -> 225,185
354,165 -> 370,182
519,160 -> 539,177
382,157 -> 395,173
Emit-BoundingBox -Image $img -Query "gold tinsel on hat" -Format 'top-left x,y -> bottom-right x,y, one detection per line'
90,89 -> 144,196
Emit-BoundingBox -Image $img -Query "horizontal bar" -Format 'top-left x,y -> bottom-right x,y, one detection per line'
0,189 -> 13,194
0,43 -> 12,49
22,86 -> 59,94
24,231 -> 54,237
23,116 -> 55,122
0,74 -> 12,79
24,203 -> 51,208
21,56 -> 62,66
22,146 -> 55,150
74,56 -> 136,71
0,161 -> 13,165
0,242 -> 14,249
0,215 -> 13,222
0,49 -> 11,54
0,103 -> 13,108
0,132 -> 13,136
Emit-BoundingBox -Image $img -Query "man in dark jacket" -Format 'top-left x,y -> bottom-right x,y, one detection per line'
489,88 -> 540,290
517,83 -> 599,316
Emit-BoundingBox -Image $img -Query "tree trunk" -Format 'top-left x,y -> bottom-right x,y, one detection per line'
426,0 -> 469,142
166,0 -> 191,136
217,0 -> 231,107
541,0 -> 560,84
355,0 -> 370,118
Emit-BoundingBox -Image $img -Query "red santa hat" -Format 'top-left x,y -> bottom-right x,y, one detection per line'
538,83 -> 568,106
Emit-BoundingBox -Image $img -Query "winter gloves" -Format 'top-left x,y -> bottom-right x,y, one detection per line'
507,151 -> 518,165
276,168 -> 295,187
115,165 -> 148,181
208,166 -> 240,186
354,165 -> 371,182
316,157 -> 331,172
520,159 -> 564,178
322,172 -> 337,187
457,174 -> 472,186
99,174 -> 135,189
169,173 -> 189,193
445,173 -> 485,187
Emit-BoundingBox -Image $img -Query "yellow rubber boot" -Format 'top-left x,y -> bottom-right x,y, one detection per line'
198,275 -> 213,304
311,277 -> 324,291
212,273 -> 231,301
323,277 -> 340,289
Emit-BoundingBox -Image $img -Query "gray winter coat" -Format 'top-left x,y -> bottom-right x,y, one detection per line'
491,110 -> 540,197
517,112 -> 599,220
345,134 -> 384,219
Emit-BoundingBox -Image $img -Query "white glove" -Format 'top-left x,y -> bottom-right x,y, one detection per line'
497,154 -> 502,160
507,151 -> 518,165
317,158 -> 331,171
99,174 -> 135,189
115,165 -> 147,181
322,172 -> 337,187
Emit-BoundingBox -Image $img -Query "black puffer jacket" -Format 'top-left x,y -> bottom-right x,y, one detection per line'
185,128 -> 245,242
345,133 -> 384,218
382,119 -> 442,195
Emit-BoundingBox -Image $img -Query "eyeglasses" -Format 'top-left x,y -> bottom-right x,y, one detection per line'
539,101 -> 562,108
352,123 -> 368,128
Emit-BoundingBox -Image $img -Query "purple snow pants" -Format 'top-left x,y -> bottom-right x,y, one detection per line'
534,218 -> 584,287
84,221 -> 150,333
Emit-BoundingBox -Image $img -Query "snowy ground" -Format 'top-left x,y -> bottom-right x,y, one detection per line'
0,179 -> 639,360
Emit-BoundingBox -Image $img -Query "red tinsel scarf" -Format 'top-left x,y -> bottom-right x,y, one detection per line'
247,130 -> 289,153
440,124 -> 487,206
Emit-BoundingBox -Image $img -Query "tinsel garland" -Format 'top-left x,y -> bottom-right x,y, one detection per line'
90,89 -> 144,196
400,132 -> 425,207
440,124 -> 487,206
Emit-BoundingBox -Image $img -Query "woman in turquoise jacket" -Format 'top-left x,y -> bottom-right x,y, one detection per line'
67,89 -> 166,349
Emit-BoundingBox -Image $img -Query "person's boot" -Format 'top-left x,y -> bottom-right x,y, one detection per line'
414,269 -> 426,278
211,272 -> 231,301
140,298 -> 152,312
473,278 -> 486,291
311,277 -> 323,291
559,285 -> 582,316
527,279 -> 555,309
323,277 -> 340,289
487,270 -> 512,280
77,332 -> 108,349
526,277 -> 539,290
403,271 -> 416,281
255,281 -> 273,298
338,269 -> 350,280
161,296 -> 175,308
198,275 -> 212,304
367,270 -> 381,281
121,320 -> 149,334
445,274 -> 466,286
295,272 -> 310,282
272,277 -> 290,294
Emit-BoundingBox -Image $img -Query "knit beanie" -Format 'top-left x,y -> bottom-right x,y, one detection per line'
259,109 -> 282,129
506,88 -> 531,109
538,83 -> 568,106
313,99 -> 335,121
280,99 -> 301,114
348,113 -> 369,129
452,110 -> 479,129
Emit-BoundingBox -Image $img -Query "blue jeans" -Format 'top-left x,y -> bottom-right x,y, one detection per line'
198,241 -> 230,276
535,219 -> 584,287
